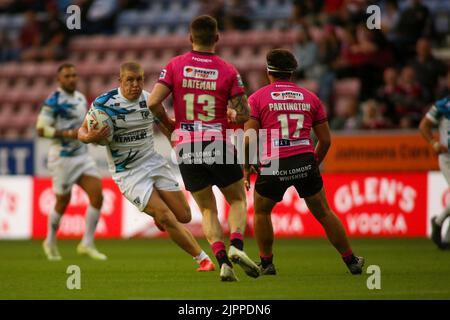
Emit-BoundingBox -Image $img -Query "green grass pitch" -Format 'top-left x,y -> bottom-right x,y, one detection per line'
1,238 -> 449,299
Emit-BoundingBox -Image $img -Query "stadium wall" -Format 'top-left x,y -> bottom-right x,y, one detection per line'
0,172 -> 447,240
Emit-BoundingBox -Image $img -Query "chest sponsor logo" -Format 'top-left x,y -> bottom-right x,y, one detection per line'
271,91 -> 304,101
183,66 -> 218,80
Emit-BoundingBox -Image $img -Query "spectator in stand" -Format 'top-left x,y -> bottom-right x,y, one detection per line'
19,11 -> 42,61
290,0 -> 324,26
437,70 -> 450,100
330,97 -> 362,131
376,67 -> 401,124
293,27 -> 319,80
0,29 -> 19,62
316,24 -> 340,112
39,5 -> 70,61
224,0 -> 252,31
20,6 -> 69,62
360,99 -> 391,129
333,23 -> 394,100
408,38 -> 447,103
381,0 -> 400,42
198,0 -> 225,30
394,66 -> 425,128
84,0 -> 119,34
393,0 -> 432,58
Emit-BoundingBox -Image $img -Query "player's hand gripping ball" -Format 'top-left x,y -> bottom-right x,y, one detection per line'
86,108 -> 113,146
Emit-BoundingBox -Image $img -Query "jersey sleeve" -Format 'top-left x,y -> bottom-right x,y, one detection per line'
312,94 -> 328,126
36,92 -> 59,128
426,105 -> 442,124
39,92 -> 59,119
229,66 -> 245,98
248,93 -> 260,121
158,59 -> 174,90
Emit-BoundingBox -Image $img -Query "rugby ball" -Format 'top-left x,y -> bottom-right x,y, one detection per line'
86,108 -> 113,145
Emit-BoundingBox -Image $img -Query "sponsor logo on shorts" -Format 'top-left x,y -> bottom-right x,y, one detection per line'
183,66 -> 218,80
271,91 -> 304,101
133,197 -> 141,206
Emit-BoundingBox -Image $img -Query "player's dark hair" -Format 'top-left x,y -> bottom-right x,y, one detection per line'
190,15 -> 218,46
57,63 -> 75,73
266,49 -> 298,80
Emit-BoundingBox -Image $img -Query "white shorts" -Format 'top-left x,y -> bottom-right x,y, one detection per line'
112,153 -> 181,212
439,154 -> 450,186
48,153 -> 100,195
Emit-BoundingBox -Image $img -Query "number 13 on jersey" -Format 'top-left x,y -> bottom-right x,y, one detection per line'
184,93 -> 216,121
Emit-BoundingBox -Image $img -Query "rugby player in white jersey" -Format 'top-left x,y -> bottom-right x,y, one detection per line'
36,63 -> 107,261
78,62 -> 215,272
420,95 -> 450,249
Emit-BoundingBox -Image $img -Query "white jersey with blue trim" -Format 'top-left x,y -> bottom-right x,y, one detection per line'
39,88 -> 88,158
91,88 -> 156,174
426,96 -> 450,152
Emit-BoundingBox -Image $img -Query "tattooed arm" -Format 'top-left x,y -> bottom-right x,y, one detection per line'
228,94 -> 250,124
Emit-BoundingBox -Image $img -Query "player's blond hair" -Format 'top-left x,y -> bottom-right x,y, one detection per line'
120,62 -> 143,77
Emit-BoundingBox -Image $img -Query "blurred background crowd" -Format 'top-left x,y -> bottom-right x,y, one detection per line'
0,0 -> 449,139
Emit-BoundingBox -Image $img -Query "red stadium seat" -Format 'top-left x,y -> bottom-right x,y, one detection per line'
0,62 -> 20,78
0,103 -> 14,129
37,63 -> 59,78
334,78 -> 361,98
297,79 -> 319,93
19,63 -> 38,78
3,128 -> 21,139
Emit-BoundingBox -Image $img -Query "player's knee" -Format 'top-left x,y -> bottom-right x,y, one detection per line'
155,209 -> 177,228
178,205 -> 192,224
314,208 -> 333,222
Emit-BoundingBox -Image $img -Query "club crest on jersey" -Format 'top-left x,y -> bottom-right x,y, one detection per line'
183,66 -> 218,80
139,101 -> 147,109
159,69 -> 167,79
271,91 -> 304,101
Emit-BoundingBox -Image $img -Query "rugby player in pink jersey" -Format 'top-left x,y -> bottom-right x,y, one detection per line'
245,49 -> 364,275
147,15 -> 260,281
